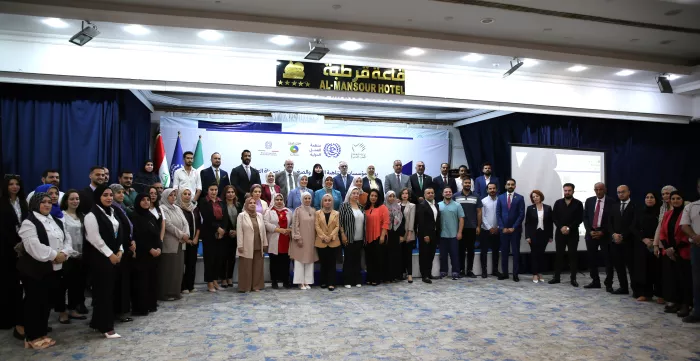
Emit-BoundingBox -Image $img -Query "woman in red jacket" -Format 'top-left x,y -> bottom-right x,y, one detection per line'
657,191 -> 692,317
262,171 -> 281,206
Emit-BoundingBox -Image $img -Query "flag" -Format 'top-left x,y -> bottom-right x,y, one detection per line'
193,135 -> 204,170
154,133 -> 170,187
170,132 -> 184,183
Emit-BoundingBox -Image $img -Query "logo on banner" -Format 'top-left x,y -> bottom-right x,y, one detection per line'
259,141 -> 279,157
265,141 -> 272,150
324,143 -> 341,158
288,141 -> 302,156
290,145 -> 299,153
351,143 -> 366,159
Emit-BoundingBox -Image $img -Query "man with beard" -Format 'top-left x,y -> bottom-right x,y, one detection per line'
26,169 -> 65,203
496,178 -> 525,282
415,188 -> 440,284
78,166 -> 106,214
455,165 -> 473,194
550,183 -> 584,287
200,152 -> 230,198
118,170 -> 138,212
409,161 -> 433,204
454,178 -> 482,278
480,183 -> 502,278
173,151 -> 202,202
231,149 -> 261,201
438,187 -> 464,280
473,162 -> 499,198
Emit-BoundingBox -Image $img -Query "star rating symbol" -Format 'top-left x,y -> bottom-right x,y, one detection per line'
284,80 -> 289,85
306,82 -> 310,87
278,80 -> 283,85
297,81 -> 304,87
292,81 -> 297,86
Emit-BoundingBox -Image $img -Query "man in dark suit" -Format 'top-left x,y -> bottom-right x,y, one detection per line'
199,152 -> 230,198
230,149 -> 261,201
496,178 -> 525,282
433,163 -> 457,203
415,188 -> 440,284
275,159 -> 300,201
473,162 -> 500,198
409,161 -> 433,204
550,183 -> 584,287
606,185 -> 638,295
583,182 -> 615,291
78,166 -> 106,214
332,161 -> 353,200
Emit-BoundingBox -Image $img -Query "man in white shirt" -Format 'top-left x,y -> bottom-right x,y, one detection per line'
26,169 -> 65,204
455,165 -> 474,194
333,161 -> 354,201
681,178 -> 700,323
275,159 -> 300,200
384,160 -> 409,195
172,151 -> 202,202
480,183 -> 501,278
416,188 -> 440,284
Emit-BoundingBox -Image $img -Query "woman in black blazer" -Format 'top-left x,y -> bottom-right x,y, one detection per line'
362,165 -> 384,203
525,190 -> 553,284
199,183 -> 230,293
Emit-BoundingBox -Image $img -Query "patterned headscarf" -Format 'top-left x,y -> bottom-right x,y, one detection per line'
385,190 -> 403,230
29,192 -> 50,214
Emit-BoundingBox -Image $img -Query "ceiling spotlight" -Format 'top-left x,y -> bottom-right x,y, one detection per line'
668,74 -> 681,81
521,58 -> 539,67
305,39 -> 330,60
270,35 -> 294,46
339,41 -> 362,51
502,58 -> 524,78
69,21 -> 100,46
123,24 -> 150,35
462,53 -> 483,62
404,47 -> 424,56
567,65 -> 588,72
480,18 -> 495,24
656,74 -> 673,94
42,18 -> 69,28
198,30 -> 223,41
615,69 -> 635,76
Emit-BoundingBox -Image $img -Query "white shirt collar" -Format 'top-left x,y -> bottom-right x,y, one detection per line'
212,166 -> 219,171
90,184 -> 97,191
507,192 -> 514,196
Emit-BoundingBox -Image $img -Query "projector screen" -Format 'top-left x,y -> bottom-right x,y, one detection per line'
510,145 -> 606,252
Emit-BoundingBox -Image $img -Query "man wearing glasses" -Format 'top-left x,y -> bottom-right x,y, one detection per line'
333,161 -> 353,200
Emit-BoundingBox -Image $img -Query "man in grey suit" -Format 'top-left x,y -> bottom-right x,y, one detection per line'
275,159 -> 300,200
384,159 -> 410,194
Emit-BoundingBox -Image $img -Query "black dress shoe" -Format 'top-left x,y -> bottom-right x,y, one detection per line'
605,286 -> 614,293
481,273 -> 488,279
76,304 -> 89,315
612,288 -> 629,295
119,317 -> 133,323
466,271 -> 477,278
271,282 -> 279,289
148,308 -> 158,313
677,305 -> 690,318
571,280 -> 579,287
583,282 -> 601,289
131,311 -> 149,317
683,315 -> 700,323
513,276 -> 520,282
59,317 -> 71,325
498,275 -> 508,280
492,271 -> 503,278
665,304 -> 680,313
429,276 -> 439,280
548,278 -> 561,285
422,278 -> 432,284
458,271 -> 465,277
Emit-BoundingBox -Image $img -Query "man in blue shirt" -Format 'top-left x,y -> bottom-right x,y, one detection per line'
439,187 -> 464,280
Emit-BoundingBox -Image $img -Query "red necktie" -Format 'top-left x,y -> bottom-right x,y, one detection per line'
592,199 -> 601,228
443,176 -> 447,186
507,193 -> 512,210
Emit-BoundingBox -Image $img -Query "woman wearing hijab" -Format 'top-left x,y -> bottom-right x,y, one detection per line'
308,164 -> 325,192
362,165 -> 384,203
653,185 -> 678,305
634,192 -> 661,302
221,185 -> 239,288
129,193 -> 162,316
199,184 -> 229,293
398,188 -> 416,283
315,194 -> 340,291
346,176 -> 369,205
385,190 -> 405,283
0,175 -> 28,336
133,160 -> 161,194
83,185 -> 122,339
236,197 -> 269,292
657,191 -> 693,317
34,184 -> 63,220
364,189 -> 390,286
159,188 -> 189,301
250,184 -> 269,214
264,193 -> 292,289
314,175 -> 342,211
109,184 -> 136,323
339,188 -> 365,288
177,188 -> 201,294
291,192 -> 319,289
287,174 -> 312,212
55,189 -> 88,324
261,172 -> 281,206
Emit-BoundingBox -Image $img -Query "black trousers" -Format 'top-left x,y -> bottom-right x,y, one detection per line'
585,233 -> 613,285
632,240 -> 656,298
530,229 -> 549,275
182,242 -> 199,291
269,253 -> 290,284
401,240 -> 415,277
610,241 -> 634,290
133,256 -> 158,313
419,238 -> 437,279
365,239 -> 383,284
87,255 -> 116,333
0,257 -> 24,329
317,247 -> 337,287
113,256 -> 132,316
479,231 -> 500,274
21,271 -> 54,341
220,237 -> 236,280
459,228 -> 477,274
386,230 -> 403,281
202,238 -> 223,283
662,255 -> 693,305
51,269 -> 67,313
343,241 -> 363,285
554,231 -> 580,280
62,257 -> 87,311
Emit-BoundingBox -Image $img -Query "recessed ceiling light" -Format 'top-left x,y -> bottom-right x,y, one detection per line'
480,18 -> 495,24
521,59 -> 539,67
404,47 -> 424,56
660,40 -> 673,45
668,74 -> 681,81
462,53 -> 483,62
123,24 -> 150,35
567,65 -> 588,72
332,4 -> 342,10
41,18 -> 69,28
339,41 -> 362,51
543,28 -> 553,32
445,16 -> 454,21
629,38 -> 640,42
665,9 -> 682,16
198,30 -> 223,41
615,69 -> 635,76
270,35 -> 294,46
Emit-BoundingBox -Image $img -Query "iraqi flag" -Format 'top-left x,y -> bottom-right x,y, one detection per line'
154,133 -> 170,187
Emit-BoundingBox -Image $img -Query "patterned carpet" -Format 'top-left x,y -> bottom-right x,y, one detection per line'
2,273 -> 700,361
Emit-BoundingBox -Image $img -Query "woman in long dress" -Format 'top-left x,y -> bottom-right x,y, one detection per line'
220,185 -> 239,288
236,196 -> 268,292
290,192 -> 318,290
315,194 -> 340,291
264,193 -> 292,289
158,188 -> 189,301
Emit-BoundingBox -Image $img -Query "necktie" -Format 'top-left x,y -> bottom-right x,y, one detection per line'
397,174 -> 401,188
621,202 -> 626,214
418,175 -> 423,189
443,176 -> 447,186
287,173 -> 293,195
245,166 -> 250,180
215,169 -> 220,185
507,193 -> 512,210
592,199 -> 601,228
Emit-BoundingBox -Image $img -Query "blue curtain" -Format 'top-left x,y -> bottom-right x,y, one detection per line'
459,112 -> 700,200
1,84 -> 151,191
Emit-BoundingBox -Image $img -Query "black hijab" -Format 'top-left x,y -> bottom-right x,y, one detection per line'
93,184 -> 113,216
29,192 -> 50,214
133,193 -> 153,218
644,192 -> 661,215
